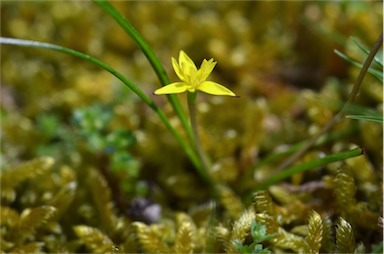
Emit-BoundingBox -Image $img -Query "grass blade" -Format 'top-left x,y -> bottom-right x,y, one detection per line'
342,102 -> 382,117
334,49 -> 383,81
253,147 -> 363,191
351,37 -> 383,68
345,115 -> 383,123
0,37 -> 208,183
240,126 -> 358,187
93,0 -> 194,147
1,38 -> 151,106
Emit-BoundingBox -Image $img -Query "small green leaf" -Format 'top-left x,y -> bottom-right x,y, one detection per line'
345,114 -> 383,123
351,37 -> 383,67
334,49 -> 383,82
254,148 -> 363,190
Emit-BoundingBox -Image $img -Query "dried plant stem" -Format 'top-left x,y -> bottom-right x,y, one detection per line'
273,32 -> 383,173
187,92 -> 212,183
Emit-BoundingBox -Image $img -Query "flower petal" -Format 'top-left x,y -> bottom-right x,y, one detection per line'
197,81 -> 237,96
198,59 -> 216,82
154,82 -> 187,95
172,57 -> 185,81
179,50 -> 197,74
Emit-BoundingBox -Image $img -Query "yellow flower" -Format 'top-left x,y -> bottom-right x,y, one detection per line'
154,50 -> 237,96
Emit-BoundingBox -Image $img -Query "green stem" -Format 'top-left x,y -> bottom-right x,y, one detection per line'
0,37 -> 202,174
187,92 -> 212,183
93,0 -> 194,148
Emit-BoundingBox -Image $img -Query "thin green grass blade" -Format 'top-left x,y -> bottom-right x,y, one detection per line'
351,37 -> 383,67
1,38 -> 152,106
259,126 -> 358,168
345,115 -> 383,123
342,102 -> 383,117
334,49 -> 383,81
0,37 -> 208,183
92,0 -> 194,146
240,126 -> 358,186
253,147 -> 363,191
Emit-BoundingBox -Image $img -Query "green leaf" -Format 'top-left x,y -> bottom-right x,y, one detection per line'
242,127 -> 358,187
334,49 -> 383,82
234,240 -> 250,253
351,37 -> 383,67
254,147 -> 363,190
92,0 -> 194,152
342,102 -> 382,117
0,37 -> 152,106
0,37 -> 204,182
251,221 -> 279,243
345,114 -> 383,123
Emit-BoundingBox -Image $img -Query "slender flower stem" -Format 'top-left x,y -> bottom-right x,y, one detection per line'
187,92 -> 212,182
93,0 -> 194,148
0,37 -> 203,177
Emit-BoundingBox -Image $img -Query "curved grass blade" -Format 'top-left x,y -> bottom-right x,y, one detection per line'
334,49 -> 382,82
240,126 -> 358,187
342,102 -> 382,117
272,33 -> 382,174
253,147 -> 363,191
351,37 -> 383,67
93,0 -> 194,147
345,115 -> 383,123
0,37 -> 209,183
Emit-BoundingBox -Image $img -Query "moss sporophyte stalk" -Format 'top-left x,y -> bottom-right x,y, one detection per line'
155,50 -> 238,175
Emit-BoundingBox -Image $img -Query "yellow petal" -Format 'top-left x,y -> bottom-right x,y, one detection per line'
179,50 -> 197,74
197,59 -> 216,82
197,81 -> 237,96
154,82 -> 187,95
172,57 -> 185,81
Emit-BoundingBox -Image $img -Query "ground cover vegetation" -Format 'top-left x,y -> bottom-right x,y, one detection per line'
0,1 -> 383,253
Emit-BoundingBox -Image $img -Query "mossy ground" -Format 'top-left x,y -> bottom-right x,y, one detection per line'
1,2 -> 382,253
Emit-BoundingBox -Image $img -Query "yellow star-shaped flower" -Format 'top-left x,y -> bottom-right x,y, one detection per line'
154,50 -> 237,96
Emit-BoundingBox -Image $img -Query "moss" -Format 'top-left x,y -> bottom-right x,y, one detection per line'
1,1 -> 382,253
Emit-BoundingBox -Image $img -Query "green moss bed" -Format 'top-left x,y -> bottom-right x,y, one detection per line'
1,2 -> 383,253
